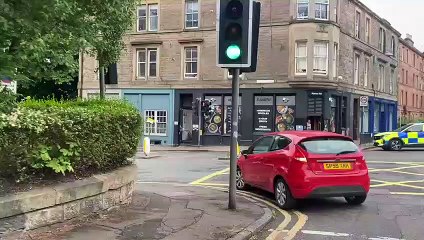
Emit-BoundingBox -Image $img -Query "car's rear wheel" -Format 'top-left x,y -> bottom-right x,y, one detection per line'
345,195 -> 367,205
389,139 -> 403,151
274,178 -> 296,210
236,168 -> 249,190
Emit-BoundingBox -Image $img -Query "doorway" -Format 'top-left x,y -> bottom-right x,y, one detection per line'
353,98 -> 359,140
307,116 -> 323,131
179,94 -> 194,144
181,109 -> 193,143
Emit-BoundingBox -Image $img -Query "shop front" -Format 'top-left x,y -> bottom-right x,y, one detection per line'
174,88 -> 306,146
359,96 -> 397,143
173,88 -> 354,146
123,89 -> 175,145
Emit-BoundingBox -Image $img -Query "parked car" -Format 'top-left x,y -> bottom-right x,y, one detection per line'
373,123 -> 424,151
236,131 -> 370,209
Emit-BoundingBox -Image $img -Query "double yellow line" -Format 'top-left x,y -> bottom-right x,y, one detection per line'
190,168 -> 308,240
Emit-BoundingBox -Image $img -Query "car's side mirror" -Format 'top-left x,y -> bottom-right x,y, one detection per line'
241,150 -> 249,158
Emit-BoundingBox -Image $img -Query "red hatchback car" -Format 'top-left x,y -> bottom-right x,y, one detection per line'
237,131 -> 370,209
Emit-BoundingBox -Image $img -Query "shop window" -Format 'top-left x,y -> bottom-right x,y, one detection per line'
389,107 -> 394,131
254,96 -> 274,132
275,96 -> 296,131
342,97 -> 347,130
374,103 -> 380,132
330,96 -> 337,132
361,107 -> 369,133
204,95 -> 241,136
144,110 -> 167,136
254,95 -> 296,133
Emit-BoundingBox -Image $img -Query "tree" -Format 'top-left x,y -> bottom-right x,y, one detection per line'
0,0 -> 139,87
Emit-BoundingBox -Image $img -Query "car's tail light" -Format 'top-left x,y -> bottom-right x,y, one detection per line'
356,156 -> 367,170
294,145 -> 307,162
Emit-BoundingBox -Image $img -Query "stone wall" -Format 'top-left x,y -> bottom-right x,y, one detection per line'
0,165 -> 136,236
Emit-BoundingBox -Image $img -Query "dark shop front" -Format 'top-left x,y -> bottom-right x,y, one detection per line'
173,89 -> 352,146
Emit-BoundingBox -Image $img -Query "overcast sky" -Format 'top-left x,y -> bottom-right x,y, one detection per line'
360,0 -> 424,52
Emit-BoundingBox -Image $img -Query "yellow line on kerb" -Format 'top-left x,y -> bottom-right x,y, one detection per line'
189,168 -> 229,185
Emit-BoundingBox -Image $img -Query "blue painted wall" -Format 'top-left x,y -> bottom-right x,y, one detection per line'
368,97 -> 397,134
122,89 -> 175,145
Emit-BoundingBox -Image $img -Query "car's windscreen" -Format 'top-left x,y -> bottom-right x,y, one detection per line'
299,138 -> 358,155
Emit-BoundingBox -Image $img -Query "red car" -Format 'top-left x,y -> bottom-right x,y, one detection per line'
237,131 -> 370,209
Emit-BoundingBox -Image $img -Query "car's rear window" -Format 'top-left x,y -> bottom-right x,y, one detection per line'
299,137 -> 358,155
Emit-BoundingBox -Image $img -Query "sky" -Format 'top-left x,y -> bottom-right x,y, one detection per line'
360,0 -> 424,52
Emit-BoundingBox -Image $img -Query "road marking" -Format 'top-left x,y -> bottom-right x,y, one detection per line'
301,230 -> 405,240
371,179 -> 424,189
285,211 -> 308,240
369,237 -> 405,240
201,185 -> 303,240
388,170 -> 424,176
390,192 -> 424,196
367,161 -> 424,165
195,182 -> 229,186
369,164 -> 424,173
301,230 -> 351,237
189,168 -> 229,185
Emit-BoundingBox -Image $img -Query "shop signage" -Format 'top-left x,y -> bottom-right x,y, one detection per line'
254,96 -> 273,132
309,91 -> 323,97
276,96 -> 296,106
255,96 -> 273,106
360,96 -> 369,107
254,107 -> 273,132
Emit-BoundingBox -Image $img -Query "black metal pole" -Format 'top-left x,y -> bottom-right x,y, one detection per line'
99,66 -> 105,99
229,68 -> 240,210
198,98 -> 202,146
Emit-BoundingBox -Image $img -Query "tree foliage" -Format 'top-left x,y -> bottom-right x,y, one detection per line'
0,0 -> 139,85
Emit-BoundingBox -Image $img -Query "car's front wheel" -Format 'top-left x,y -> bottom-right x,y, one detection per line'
389,139 -> 403,151
274,178 -> 296,210
236,167 -> 249,190
345,195 -> 367,205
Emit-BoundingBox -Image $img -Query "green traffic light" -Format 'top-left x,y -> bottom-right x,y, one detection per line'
226,44 -> 241,60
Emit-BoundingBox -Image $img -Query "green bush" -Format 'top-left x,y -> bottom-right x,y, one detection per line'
0,99 -> 143,182
0,88 -> 18,114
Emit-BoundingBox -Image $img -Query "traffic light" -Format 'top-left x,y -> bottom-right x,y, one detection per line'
201,99 -> 215,116
240,1 -> 260,73
217,0 -> 254,68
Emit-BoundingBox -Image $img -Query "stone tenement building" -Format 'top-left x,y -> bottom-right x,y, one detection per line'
398,34 -> 424,122
80,0 -> 400,146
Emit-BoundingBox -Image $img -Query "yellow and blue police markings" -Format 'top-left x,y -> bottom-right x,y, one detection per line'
373,126 -> 424,149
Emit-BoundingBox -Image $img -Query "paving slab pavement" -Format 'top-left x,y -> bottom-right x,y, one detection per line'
4,184 -> 272,240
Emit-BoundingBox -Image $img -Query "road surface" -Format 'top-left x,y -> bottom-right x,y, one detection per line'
137,148 -> 424,240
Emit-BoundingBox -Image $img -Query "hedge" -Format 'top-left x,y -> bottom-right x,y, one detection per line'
0,99 -> 143,182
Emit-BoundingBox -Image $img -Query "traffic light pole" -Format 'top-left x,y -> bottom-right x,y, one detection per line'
228,68 -> 240,210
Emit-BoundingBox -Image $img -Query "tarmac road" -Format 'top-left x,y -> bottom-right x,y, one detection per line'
137,148 -> 424,240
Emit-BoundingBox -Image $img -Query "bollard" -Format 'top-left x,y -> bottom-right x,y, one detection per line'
143,137 -> 151,157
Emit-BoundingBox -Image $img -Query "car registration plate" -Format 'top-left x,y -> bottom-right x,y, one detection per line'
323,162 -> 352,170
